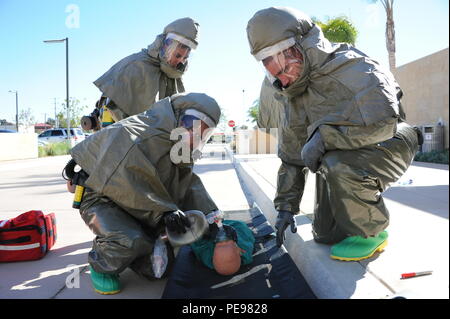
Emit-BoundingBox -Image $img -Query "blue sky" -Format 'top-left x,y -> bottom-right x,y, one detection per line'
0,0 -> 448,128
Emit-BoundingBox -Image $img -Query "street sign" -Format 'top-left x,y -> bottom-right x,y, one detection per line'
228,120 -> 235,127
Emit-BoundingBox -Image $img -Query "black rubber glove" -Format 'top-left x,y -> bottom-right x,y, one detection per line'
301,131 -> 325,173
207,222 -> 219,239
275,210 -> 297,247
164,210 -> 191,234
207,223 -> 238,242
223,224 -> 238,242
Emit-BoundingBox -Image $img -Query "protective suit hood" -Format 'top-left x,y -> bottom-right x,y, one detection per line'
164,17 -> 200,48
247,7 -> 341,96
94,17 -> 199,119
246,7 -> 314,57
171,92 -> 221,126
147,17 -> 200,78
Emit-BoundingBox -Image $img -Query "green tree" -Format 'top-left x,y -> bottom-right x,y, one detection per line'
247,99 -> 260,123
313,16 -> 358,45
57,98 -> 88,128
369,0 -> 396,71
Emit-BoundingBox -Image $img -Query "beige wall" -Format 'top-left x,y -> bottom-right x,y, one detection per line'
393,48 -> 449,148
0,133 -> 38,161
236,129 -> 278,154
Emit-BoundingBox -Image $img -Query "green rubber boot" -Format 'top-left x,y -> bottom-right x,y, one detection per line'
89,266 -> 121,295
330,231 -> 388,261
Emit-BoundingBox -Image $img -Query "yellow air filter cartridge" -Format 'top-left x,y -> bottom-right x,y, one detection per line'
72,185 -> 85,209
101,107 -> 114,127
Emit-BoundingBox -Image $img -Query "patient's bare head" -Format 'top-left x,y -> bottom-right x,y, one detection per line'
212,240 -> 242,276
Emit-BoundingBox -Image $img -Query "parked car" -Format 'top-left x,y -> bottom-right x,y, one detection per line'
38,128 -> 86,146
0,129 -> 16,133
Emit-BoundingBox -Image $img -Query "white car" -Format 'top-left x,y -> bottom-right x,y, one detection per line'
38,128 -> 86,146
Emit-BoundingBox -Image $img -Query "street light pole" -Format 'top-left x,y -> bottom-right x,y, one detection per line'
65,37 -> 69,138
8,90 -> 18,132
44,37 -> 70,141
54,98 -> 58,128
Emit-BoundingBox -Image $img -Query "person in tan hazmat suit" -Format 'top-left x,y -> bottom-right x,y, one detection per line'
88,17 -> 200,126
246,7 -> 423,261
68,92 -> 223,294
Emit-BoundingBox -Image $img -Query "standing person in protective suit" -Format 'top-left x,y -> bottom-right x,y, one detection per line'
87,17 -> 199,126
246,7 -> 423,261
68,92 -> 221,294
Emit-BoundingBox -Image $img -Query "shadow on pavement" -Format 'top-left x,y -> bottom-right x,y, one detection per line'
384,185 -> 449,219
0,178 -> 66,190
0,241 -> 92,299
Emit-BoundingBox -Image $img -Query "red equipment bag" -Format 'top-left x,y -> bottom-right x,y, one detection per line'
44,213 -> 57,251
0,210 -> 57,262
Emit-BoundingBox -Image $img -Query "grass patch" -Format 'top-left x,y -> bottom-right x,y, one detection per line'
38,141 -> 71,157
414,149 -> 449,164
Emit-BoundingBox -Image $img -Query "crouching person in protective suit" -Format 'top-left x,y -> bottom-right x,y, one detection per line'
82,17 -> 200,130
68,92 -> 221,294
246,7 -> 423,261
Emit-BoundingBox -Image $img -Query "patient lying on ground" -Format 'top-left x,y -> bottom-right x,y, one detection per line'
190,219 -> 255,276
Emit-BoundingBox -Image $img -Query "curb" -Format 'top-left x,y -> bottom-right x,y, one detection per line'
225,147 -> 395,299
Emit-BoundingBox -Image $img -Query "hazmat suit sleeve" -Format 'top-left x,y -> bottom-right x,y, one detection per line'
258,78 -> 309,214
180,170 -> 219,214
275,124 -> 309,214
257,78 -> 286,129
274,159 -> 307,214
94,50 -> 161,118
318,117 -> 397,151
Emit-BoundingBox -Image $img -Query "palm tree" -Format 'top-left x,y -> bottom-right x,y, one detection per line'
370,0 -> 396,71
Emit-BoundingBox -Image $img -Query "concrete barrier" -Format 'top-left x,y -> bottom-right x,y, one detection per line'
0,133 -> 38,161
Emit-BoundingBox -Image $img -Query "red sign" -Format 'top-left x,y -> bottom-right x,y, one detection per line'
228,120 -> 235,127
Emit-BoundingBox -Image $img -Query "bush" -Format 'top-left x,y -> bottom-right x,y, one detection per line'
38,142 -> 71,157
414,149 -> 449,164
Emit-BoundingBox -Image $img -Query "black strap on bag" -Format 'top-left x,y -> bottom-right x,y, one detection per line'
0,236 -> 32,245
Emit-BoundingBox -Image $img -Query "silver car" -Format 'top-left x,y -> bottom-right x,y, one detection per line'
38,128 -> 86,146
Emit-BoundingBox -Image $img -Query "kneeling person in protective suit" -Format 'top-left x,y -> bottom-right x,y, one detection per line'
246,7 -> 423,261
69,92 -> 221,294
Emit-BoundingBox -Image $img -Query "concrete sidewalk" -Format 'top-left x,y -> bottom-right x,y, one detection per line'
230,148 -> 449,299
